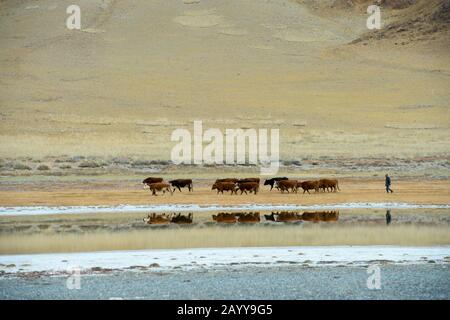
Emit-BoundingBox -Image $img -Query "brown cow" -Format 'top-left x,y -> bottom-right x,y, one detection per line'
277,180 -> 298,193
143,213 -> 172,224
212,212 -> 237,223
212,182 -> 238,194
237,178 -> 260,184
237,212 -> 260,223
298,180 -> 319,194
147,182 -> 173,196
318,179 -> 340,192
142,177 -> 163,189
237,182 -> 259,195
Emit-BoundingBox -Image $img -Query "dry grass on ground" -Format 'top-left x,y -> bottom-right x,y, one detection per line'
0,0 -> 449,160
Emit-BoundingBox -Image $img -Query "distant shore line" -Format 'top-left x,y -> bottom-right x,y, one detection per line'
1,202 -> 449,216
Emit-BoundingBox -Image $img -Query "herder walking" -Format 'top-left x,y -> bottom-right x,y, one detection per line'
385,174 -> 394,193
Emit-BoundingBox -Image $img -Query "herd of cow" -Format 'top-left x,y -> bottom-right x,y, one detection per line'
142,177 -> 340,195
143,211 -> 339,224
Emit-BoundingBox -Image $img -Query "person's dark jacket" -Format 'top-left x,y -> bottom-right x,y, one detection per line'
385,176 -> 391,186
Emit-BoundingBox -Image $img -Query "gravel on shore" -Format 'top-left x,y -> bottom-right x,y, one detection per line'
1,264 -> 448,300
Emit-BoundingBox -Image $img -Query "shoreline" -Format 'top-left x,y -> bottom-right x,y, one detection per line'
1,202 -> 449,216
1,245 -> 449,276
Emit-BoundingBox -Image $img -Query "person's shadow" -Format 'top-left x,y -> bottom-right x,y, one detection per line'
386,209 -> 392,225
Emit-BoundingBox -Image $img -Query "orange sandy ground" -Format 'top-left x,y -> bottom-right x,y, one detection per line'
0,180 -> 448,207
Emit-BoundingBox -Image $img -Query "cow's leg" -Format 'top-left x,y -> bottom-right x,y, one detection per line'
176,186 -> 182,192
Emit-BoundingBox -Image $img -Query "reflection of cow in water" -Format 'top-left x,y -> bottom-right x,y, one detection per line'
264,213 -> 277,221
212,212 -> 260,223
301,211 -> 339,222
236,212 -> 260,223
169,179 -> 193,192
265,211 -> 339,222
212,212 -> 237,223
171,213 -> 193,224
265,211 -> 302,222
143,213 -> 172,224
143,213 -> 193,224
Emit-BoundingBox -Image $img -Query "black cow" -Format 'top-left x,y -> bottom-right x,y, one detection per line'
263,177 -> 288,191
169,179 -> 193,192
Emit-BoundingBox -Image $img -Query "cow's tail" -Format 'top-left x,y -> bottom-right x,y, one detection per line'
190,183 -> 193,192
337,181 -> 340,191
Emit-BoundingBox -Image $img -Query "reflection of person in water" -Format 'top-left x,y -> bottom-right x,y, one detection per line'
386,209 -> 392,225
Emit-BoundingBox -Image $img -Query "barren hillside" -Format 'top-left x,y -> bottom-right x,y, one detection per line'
0,0 -> 448,167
